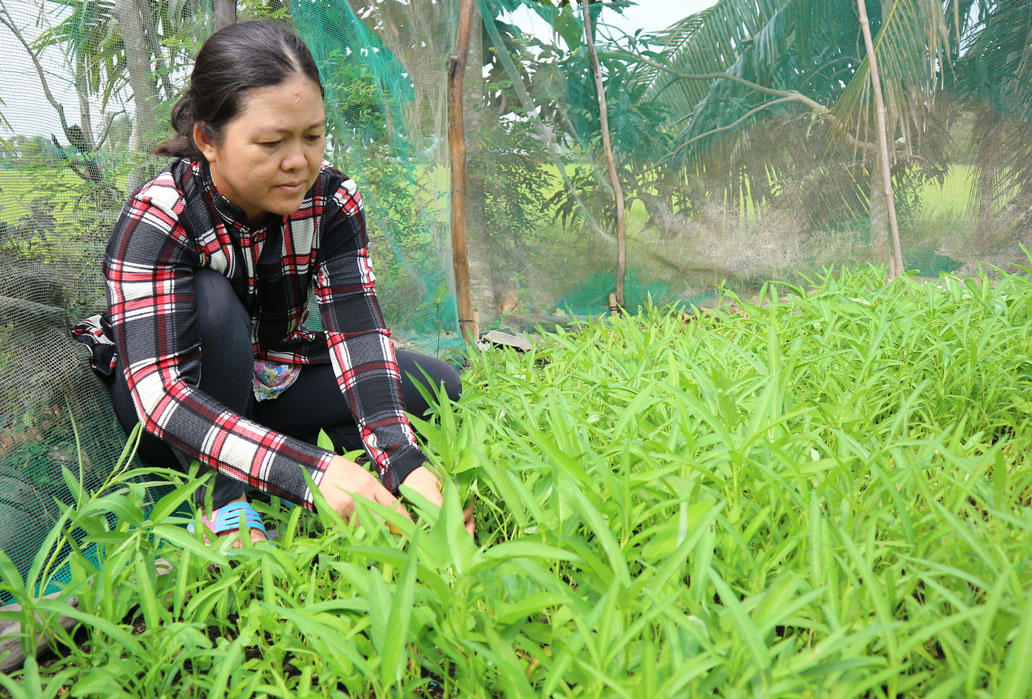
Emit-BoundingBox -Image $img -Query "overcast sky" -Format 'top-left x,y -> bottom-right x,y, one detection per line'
0,1 -> 127,140
613,1 -> 717,31
508,1 -> 717,41
0,0 -> 718,139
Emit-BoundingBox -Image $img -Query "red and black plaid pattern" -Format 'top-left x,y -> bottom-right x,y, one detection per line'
70,313 -> 118,379
100,159 -> 425,507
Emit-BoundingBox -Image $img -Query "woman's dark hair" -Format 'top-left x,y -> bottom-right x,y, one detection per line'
153,21 -> 324,158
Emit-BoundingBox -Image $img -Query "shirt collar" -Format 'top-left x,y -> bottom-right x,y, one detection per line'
193,159 -> 255,231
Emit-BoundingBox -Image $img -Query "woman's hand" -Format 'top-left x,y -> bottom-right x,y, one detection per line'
402,466 -> 475,537
318,455 -> 411,529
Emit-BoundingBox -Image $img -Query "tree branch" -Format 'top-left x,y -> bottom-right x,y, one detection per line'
0,96 -> 12,133
0,1 -> 71,137
621,48 -> 879,154
660,96 -> 800,165
65,160 -> 91,183
76,71 -> 97,151
35,4 -> 99,152
95,109 -> 125,151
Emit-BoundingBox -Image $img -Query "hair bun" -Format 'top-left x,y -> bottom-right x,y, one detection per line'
153,93 -> 201,158
170,93 -> 195,137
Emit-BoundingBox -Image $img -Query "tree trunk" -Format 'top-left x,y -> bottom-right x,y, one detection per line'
461,2 -> 500,317
75,55 -> 96,151
114,0 -> 158,156
857,0 -> 904,279
977,164 -> 996,252
138,0 -> 176,100
582,0 -> 626,307
975,111 -> 1000,252
214,0 -> 236,32
868,156 -> 891,263
448,0 -> 476,345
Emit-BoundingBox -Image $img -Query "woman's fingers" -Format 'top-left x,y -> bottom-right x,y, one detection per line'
319,455 -> 411,531
373,486 -> 409,516
400,466 -> 444,508
373,487 -> 412,534
463,500 -> 475,536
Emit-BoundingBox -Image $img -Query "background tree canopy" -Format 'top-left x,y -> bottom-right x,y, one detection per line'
2,0 -> 1029,326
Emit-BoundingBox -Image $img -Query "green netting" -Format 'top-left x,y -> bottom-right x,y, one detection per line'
555,267 -> 705,317
2,0 -> 1031,601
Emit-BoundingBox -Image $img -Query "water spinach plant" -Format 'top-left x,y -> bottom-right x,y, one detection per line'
2,265 -> 1032,696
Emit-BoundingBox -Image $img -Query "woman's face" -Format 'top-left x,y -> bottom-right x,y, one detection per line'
195,73 -> 326,224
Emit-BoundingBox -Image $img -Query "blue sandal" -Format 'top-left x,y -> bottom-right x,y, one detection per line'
188,501 -> 271,544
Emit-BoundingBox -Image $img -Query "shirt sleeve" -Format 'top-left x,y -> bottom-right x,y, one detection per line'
314,175 -> 426,492
103,183 -> 334,509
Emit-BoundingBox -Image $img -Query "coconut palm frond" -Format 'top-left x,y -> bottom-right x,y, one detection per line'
656,1 -> 863,183
834,0 -> 951,147
958,2 -> 1032,238
648,0 -> 957,228
639,0 -> 784,112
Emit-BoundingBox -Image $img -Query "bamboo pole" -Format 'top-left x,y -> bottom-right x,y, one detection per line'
448,0 -> 477,344
857,0 -> 905,280
582,0 -> 626,309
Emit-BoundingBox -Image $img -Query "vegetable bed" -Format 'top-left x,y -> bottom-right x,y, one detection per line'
3,266 -> 1032,697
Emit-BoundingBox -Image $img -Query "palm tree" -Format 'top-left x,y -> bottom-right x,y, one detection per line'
948,2 -> 1032,250
623,0 -> 954,268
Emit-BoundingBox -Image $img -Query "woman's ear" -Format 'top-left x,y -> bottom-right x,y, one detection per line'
193,123 -> 217,163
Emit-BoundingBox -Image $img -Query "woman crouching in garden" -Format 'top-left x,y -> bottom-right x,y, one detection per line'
73,21 -> 472,542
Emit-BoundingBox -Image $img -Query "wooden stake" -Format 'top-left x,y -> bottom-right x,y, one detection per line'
582,0 -> 627,307
857,0 -> 905,280
608,292 -> 619,316
448,0 -> 477,345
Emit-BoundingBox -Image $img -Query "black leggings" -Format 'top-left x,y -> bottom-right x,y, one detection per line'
109,268 -> 461,509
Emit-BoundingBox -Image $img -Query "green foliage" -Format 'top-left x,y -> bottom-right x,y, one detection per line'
948,1 -> 1032,238
0,158 -> 128,313
414,279 -> 451,357
624,0 -> 956,230
294,1 -> 446,328
467,118 -> 558,295
4,266 -> 1032,694
350,151 -> 439,328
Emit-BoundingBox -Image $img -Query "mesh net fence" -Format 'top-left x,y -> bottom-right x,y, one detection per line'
1,0 -> 1030,600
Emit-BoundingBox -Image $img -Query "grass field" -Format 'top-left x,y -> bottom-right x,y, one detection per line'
2,265 -> 1031,696
0,167 -> 87,225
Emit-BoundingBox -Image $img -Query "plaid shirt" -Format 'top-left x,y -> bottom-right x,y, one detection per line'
101,159 -> 425,508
